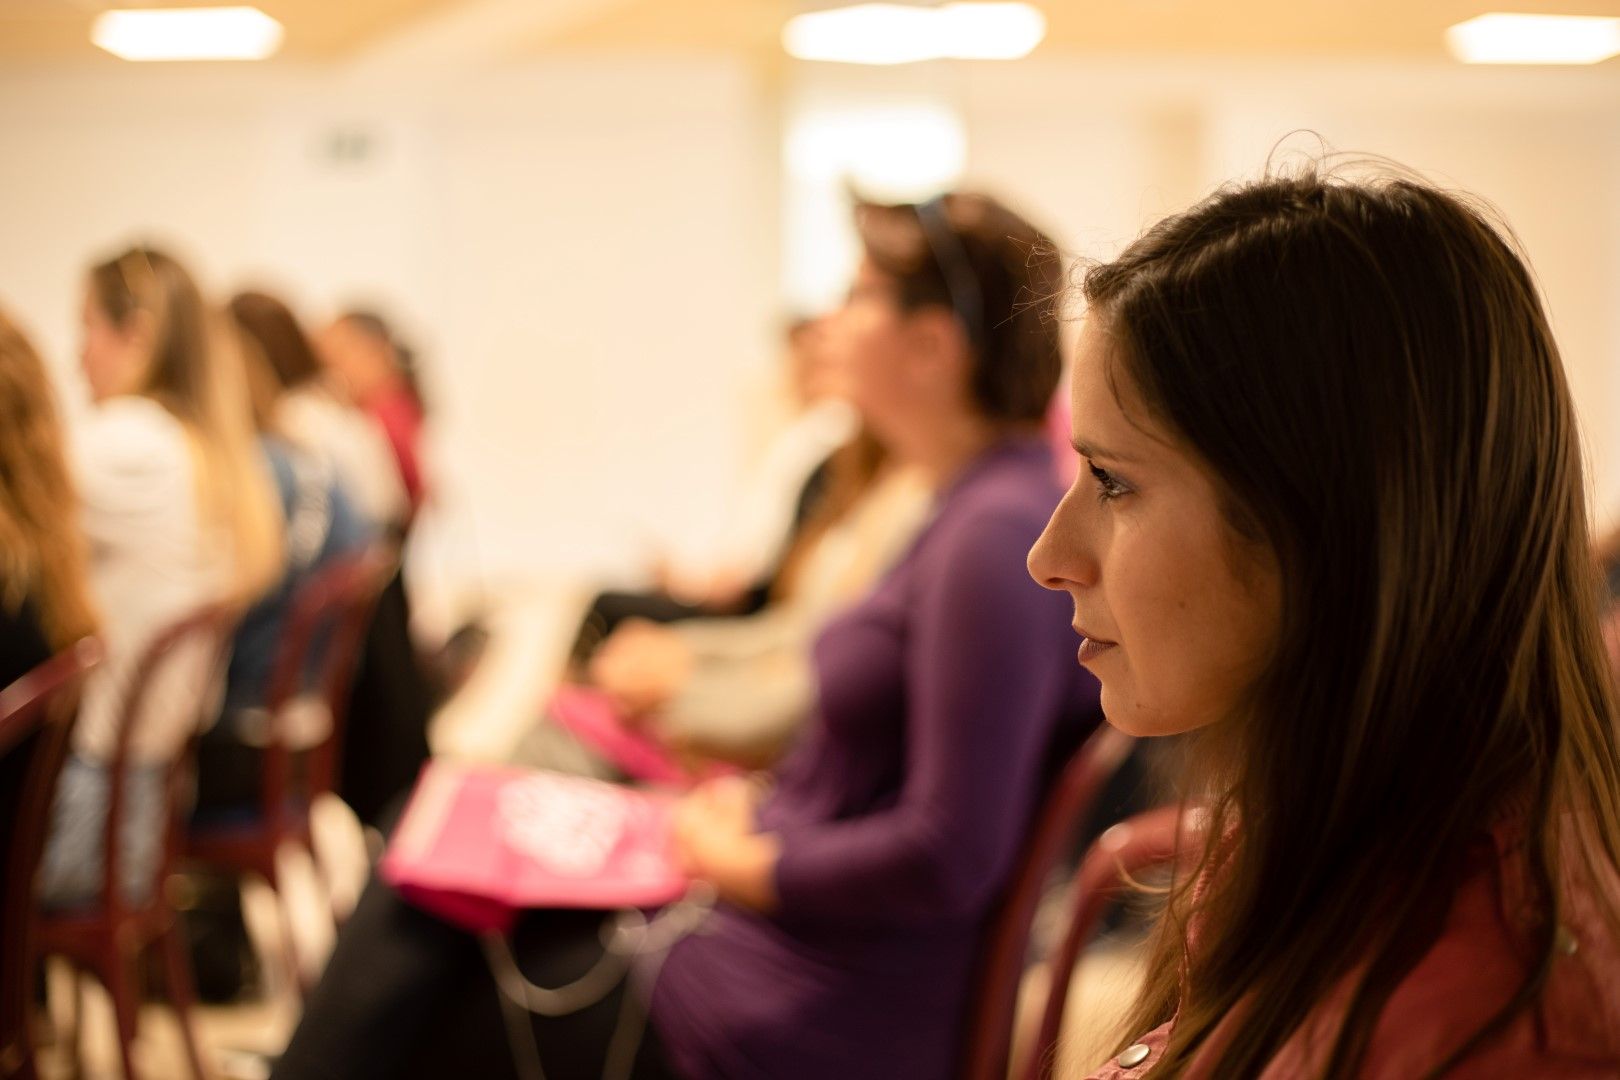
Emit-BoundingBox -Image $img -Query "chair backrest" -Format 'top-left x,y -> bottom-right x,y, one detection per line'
960,725 -> 1136,1080
1019,805 -> 1202,1080
0,638 -> 102,1070
101,602 -> 238,921
258,543 -> 395,820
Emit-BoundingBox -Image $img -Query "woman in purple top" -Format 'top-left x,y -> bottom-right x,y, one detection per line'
272,192 -> 1100,1080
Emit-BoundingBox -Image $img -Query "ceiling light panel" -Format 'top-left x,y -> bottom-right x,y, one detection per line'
91,6 -> 285,62
1445,12 -> 1620,65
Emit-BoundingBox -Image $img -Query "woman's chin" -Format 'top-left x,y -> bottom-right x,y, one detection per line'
1099,692 -> 1196,739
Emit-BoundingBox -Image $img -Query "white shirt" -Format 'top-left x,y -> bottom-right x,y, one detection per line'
70,397 -> 231,763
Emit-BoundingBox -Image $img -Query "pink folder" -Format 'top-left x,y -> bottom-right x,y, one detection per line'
380,760 -> 689,933
549,684 -> 693,786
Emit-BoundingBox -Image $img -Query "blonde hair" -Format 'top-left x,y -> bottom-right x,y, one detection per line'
89,247 -> 283,607
0,307 -> 99,650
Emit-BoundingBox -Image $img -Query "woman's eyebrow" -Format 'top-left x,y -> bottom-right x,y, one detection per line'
1071,437 -> 1136,464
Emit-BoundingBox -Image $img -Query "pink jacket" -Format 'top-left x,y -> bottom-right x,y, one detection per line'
1089,825 -> 1620,1078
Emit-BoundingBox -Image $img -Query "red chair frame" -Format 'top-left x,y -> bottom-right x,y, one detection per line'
185,545 -> 393,925
0,638 -> 101,1080
960,724 -> 1137,1080
35,603 -> 237,1080
1018,805 -> 1202,1080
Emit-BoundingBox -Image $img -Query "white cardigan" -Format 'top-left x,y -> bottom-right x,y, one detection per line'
71,397 -> 231,764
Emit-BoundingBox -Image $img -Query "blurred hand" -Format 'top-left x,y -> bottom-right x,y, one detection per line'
671,776 -> 762,867
588,619 -> 693,716
699,568 -> 753,613
655,559 -> 753,612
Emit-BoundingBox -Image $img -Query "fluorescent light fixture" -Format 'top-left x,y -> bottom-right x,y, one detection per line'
1445,12 -> 1620,65
92,6 -> 285,62
784,2 -> 1046,65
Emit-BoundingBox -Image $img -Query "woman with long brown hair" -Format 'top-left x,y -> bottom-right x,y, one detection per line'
1029,168 -> 1620,1076
0,306 -> 98,684
38,245 -> 282,908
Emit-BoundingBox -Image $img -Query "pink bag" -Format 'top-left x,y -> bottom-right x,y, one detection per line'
379,760 -> 689,933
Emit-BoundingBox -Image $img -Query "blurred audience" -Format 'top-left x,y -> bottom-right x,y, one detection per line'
191,292 -> 377,820
235,293 -> 432,827
269,190 -> 1101,1080
39,246 -> 281,908
574,428 -> 930,767
233,292 -> 406,533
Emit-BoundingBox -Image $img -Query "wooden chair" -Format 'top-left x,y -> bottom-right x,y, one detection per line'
960,725 -> 1137,1080
35,603 -> 237,1080
1018,805 -> 1202,1080
0,639 -> 102,1080
185,546 -> 392,936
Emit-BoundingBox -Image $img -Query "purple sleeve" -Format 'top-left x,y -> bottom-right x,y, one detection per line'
771,507 -> 1071,927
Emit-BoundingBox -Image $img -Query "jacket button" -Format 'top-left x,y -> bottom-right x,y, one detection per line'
1119,1043 -> 1151,1067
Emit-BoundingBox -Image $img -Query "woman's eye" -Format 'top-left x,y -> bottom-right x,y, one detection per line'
1088,462 -> 1129,503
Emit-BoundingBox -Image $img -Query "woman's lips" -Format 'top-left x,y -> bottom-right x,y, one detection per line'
1073,625 -> 1118,665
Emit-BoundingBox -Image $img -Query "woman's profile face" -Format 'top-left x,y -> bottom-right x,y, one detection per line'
1028,316 -> 1281,736
79,287 -> 144,403
820,258 -> 917,440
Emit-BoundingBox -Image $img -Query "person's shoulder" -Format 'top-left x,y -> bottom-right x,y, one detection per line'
1358,836 -> 1620,1077
80,395 -> 185,449
72,396 -> 190,485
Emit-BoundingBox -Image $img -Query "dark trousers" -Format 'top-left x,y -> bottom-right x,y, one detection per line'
341,569 -> 434,826
272,875 -> 681,1080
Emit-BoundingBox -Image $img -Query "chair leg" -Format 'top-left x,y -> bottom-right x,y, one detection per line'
159,919 -> 212,1080
66,968 -> 85,1080
102,952 -> 142,1080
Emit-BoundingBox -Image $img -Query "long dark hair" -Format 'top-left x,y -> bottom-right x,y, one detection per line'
1085,170 -> 1620,1076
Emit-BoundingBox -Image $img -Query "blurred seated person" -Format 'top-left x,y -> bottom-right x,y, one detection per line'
317,309 -> 429,523
40,246 -> 281,908
571,430 -> 931,769
0,305 -> 99,689
568,317 -> 856,665
231,292 -> 430,827
270,191 -> 1100,1080
232,292 -> 406,534
191,296 -> 377,819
